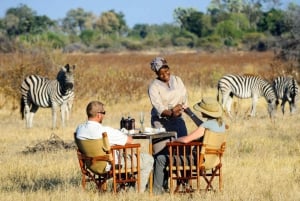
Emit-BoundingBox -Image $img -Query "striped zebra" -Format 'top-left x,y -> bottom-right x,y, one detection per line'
20,64 -> 75,128
217,74 -> 277,118
273,76 -> 299,114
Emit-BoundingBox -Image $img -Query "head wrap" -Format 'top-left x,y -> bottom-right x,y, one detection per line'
150,57 -> 168,72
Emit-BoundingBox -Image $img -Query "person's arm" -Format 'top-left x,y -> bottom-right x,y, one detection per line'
149,82 -> 182,118
175,126 -> 205,143
126,135 -> 133,144
184,107 -> 203,126
160,103 -> 183,118
148,83 -> 167,116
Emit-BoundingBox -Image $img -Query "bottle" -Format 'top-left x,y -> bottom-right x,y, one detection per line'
131,118 -> 135,131
125,116 -> 131,130
120,117 -> 125,129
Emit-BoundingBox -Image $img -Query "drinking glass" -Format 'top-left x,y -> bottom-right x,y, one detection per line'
139,112 -> 144,132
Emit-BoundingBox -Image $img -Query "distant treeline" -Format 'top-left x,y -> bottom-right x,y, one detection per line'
0,0 -> 299,60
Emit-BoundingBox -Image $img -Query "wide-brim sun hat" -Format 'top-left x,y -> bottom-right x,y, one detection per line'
150,57 -> 168,72
193,98 -> 222,118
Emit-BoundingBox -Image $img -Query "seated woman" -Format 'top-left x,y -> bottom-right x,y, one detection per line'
153,98 -> 227,194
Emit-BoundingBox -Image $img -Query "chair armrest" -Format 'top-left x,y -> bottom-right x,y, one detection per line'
166,141 -> 203,147
111,143 -> 141,150
91,155 -> 112,162
77,149 -> 112,162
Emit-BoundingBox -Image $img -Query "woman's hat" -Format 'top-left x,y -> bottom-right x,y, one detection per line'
150,57 -> 168,72
193,98 -> 222,118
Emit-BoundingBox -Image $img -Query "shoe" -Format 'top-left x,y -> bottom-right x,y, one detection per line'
153,188 -> 164,195
163,188 -> 170,193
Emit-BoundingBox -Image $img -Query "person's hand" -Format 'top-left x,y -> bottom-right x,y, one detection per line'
172,104 -> 183,117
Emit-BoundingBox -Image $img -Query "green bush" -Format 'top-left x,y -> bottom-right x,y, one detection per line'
45,32 -> 67,49
121,39 -> 143,50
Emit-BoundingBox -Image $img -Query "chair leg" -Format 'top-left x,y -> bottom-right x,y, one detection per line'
202,167 -> 221,192
82,175 -> 86,189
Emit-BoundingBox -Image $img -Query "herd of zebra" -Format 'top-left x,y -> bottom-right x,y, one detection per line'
19,64 -> 298,128
217,74 -> 299,118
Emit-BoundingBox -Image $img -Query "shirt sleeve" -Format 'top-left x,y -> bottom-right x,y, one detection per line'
201,120 -> 226,133
103,126 -> 128,145
148,81 -> 166,115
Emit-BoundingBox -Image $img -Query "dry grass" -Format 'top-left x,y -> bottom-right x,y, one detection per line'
0,51 -> 299,201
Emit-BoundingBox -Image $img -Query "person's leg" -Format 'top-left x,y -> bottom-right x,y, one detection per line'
174,118 -> 187,138
139,153 -> 154,192
160,118 -> 187,138
153,154 -> 169,194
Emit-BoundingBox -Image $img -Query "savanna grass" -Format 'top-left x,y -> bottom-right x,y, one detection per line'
0,51 -> 299,201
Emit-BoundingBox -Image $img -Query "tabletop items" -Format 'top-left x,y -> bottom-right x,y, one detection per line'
120,113 -> 167,134
120,116 -> 135,130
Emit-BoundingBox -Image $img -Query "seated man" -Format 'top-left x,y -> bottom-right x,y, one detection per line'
75,100 -> 154,192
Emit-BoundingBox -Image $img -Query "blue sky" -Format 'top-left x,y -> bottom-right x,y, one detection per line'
0,0 -> 299,28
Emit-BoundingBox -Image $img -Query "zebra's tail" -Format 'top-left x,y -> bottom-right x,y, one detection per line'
292,77 -> 296,96
20,98 -> 25,119
217,83 -> 220,103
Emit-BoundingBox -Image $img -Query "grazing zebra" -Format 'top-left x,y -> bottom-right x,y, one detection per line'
20,64 -> 75,128
273,76 -> 299,114
217,74 -> 277,118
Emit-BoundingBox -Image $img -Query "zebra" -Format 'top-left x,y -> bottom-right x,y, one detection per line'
272,76 -> 299,114
20,64 -> 75,129
217,74 -> 277,118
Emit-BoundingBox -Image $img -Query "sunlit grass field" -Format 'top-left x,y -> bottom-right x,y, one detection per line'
0,51 -> 299,201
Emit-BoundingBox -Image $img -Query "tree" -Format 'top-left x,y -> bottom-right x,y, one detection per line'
2,4 -> 55,37
129,24 -> 149,39
275,3 -> 300,69
226,0 -> 244,13
173,7 -> 206,37
62,8 -> 95,34
94,10 -> 128,37
208,0 -> 229,26
30,15 -> 55,34
257,8 -> 288,36
242,0 -> 263,30
4,4 -> 35,35
284,3 -> 300,40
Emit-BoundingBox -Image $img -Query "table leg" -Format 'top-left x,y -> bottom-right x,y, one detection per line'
149,139 -> 153,195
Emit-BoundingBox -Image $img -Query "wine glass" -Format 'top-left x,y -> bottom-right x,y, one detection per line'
139,112 -> 144,132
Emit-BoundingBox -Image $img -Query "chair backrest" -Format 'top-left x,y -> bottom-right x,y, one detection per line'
75,132 -> 112,174
200,129 -> 227,170
111,143 -> 141,193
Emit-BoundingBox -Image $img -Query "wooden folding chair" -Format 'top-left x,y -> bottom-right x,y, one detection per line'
167,129 -> 227,194
111,144 -> 141,193
75,132 -> 141,193
76,149 -> 111,192
167,141 -> 201,194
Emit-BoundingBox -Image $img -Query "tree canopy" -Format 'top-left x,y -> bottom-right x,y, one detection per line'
0,0 -> 298,64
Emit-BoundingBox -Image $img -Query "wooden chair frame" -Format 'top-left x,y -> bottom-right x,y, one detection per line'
167,131 -> 227,194
111,144 -> 141,193
76,149 -> 111,192
75,132 -> 141,193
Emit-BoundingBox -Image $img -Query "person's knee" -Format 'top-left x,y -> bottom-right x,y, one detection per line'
141,153 -> 154,166
155,155 -> 168,166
